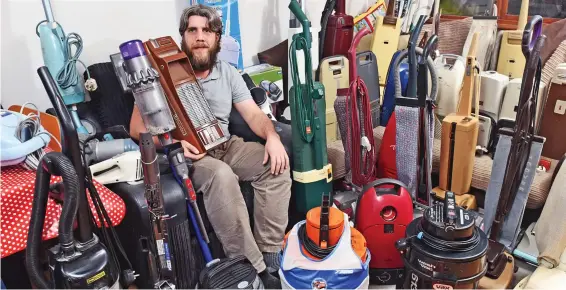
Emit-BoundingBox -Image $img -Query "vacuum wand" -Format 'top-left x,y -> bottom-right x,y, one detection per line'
139,132 -> 176,288
168,147 -> 209,244
37,66 -> 93,244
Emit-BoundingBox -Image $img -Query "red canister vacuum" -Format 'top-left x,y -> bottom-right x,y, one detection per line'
354,178 -> 413,287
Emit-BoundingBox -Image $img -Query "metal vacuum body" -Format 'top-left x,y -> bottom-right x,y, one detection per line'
397,193 -> 488,289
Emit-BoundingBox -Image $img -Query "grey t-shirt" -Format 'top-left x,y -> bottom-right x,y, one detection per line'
197,60 -> 252,137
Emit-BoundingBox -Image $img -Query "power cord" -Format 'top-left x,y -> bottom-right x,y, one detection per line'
416,221 -> 481,252
5,102 -> 62,170
289,33 -> 315,143
297,223 -> 335,259
35,20 -> 97,92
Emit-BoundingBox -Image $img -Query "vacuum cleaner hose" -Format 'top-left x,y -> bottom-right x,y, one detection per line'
394,47 -> 438,103
26,152 -> 81,289
416,221 -> 481,252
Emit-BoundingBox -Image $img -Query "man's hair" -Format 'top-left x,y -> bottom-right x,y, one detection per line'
178,4 -> 223,38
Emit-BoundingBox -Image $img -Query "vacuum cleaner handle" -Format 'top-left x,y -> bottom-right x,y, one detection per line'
362,178 -> 408,196
37,66 -> 93,243
522,15 -> 543,57
348,27 -> 371,83
407,15 -> 427,98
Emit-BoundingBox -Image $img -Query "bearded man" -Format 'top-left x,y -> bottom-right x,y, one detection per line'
128,4 -> 290,288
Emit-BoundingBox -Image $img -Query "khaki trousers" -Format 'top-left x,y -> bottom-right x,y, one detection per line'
190,135 -> 292,272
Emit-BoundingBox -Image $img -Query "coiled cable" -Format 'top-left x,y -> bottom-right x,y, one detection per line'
416,222 -> 481,252
289,33 -> 315,143
346,76 -> 377,187
298,223 -> 335,259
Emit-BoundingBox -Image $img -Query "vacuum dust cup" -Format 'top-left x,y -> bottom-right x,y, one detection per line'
119,40 -> 176,136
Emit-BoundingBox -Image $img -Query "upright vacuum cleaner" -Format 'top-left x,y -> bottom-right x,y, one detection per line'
36,0 -> 93,135
386,15 -> 438,208
479,15 -> 547,289
320,0 -> 354,60
27,67 -> 135,289
433,33 -> 481,210
289,0 -> 333,214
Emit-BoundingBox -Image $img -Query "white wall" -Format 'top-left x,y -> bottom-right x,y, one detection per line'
1,0 -> 371,111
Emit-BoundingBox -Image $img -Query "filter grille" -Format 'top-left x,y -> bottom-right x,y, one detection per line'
176,82 -> 216,128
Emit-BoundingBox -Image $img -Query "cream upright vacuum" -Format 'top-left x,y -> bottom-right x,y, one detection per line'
495,0 -> 530,78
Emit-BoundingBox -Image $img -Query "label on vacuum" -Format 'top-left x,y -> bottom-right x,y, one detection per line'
157,239 -> 165,255
433,283 -> 454,290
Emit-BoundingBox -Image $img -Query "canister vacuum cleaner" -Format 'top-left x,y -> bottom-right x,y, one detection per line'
396,192 -> 489,289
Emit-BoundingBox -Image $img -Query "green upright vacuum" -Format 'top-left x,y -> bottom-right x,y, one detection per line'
288,0 -> 332,214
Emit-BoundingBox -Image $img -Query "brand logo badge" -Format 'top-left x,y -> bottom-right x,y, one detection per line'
311,278 -> 327,290
433,283 -> 454,290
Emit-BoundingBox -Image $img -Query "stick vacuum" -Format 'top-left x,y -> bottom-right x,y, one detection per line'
289,0 -> 333,214
36,0 -> 92,135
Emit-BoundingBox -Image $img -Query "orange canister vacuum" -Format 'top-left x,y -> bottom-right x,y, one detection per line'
282,194 -> 367,263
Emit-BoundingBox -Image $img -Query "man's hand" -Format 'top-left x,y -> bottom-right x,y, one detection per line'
180,140 -> 206,161
263,133 -> 289,175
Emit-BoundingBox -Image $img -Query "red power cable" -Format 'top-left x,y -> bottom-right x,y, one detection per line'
346,76 -> 377,187
345,27 -> 377,187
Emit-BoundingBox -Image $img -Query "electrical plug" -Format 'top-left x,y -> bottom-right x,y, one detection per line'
85,78 -> 98,91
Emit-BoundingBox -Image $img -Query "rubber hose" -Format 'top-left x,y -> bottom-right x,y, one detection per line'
394,47 -> 438,102
26,152 -> 81,289
489,31 -> 504,71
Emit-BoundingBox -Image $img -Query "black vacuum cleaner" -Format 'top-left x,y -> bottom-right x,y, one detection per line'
26,150 -> 121,289
396,192 -> 488,289
27,66 -> 135,289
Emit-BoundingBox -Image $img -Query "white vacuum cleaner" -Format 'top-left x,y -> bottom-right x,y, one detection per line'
434,54 -> 466,117
478,71 -> 509,121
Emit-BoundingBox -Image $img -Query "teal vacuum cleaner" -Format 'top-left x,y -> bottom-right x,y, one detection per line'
37,0 -> 93,135
289,0 -> 333,214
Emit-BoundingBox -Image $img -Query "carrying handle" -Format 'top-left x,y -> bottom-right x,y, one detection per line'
349,27 -> 371,83
522,15 -> 543,57
422,35 -> 439,64
407,15 -> 427,98
361,178 -> 408,196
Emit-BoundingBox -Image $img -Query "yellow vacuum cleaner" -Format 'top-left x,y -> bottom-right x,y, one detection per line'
433,33 -> 481,210
496,0 -> 529,78
370,0 -> 402,86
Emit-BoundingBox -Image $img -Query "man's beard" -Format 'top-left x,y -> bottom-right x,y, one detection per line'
183,40 -> 220,72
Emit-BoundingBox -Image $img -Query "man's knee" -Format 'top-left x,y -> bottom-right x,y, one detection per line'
192,158 -> 239,194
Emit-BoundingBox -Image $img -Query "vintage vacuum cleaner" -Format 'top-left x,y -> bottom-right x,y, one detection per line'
26,67 -> 136,289
355,179 -> 413,286
380,15 -> 438,208
26,151 -> 121,289
289,0 -> 333,214
119,39 -> 262,289
320,0 -> 353,60
396,192 -> 489,289
479,15 -> 547,289
433,32 -> 481,210
36,0 -> 94,135
334,26 -> 377,188
279,193 -> 370,289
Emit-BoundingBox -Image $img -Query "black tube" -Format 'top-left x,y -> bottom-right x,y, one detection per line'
407,15 -> 427,98
37,66 -> 93,243
26,152 -> 81,289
